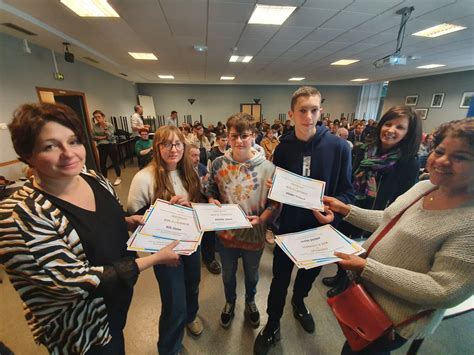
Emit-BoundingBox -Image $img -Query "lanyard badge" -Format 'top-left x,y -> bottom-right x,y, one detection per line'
302,156 -> 311,177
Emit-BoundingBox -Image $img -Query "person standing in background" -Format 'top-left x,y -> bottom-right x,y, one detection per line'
166,110 -> 178,126
92,110 -> 122,186
131,105 -> 150,137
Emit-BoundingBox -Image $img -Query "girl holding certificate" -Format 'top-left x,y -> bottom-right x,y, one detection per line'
127,125 -> 204,355
324,119 -> 474,355
1,103 -> 179,354
325,106 -> 422,297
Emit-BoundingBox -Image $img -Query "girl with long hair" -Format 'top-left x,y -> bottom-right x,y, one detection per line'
127,125 -> 203,355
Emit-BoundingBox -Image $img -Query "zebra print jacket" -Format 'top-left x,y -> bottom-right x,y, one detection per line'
0,170 -> 126,354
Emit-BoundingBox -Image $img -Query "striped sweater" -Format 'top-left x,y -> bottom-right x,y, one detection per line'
0,170 -> 121,354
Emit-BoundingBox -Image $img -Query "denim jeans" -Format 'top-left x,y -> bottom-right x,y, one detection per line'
217,238 -> 264,304
153,247 -> 201,355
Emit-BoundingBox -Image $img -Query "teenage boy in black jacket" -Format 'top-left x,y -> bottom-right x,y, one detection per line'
254,86 -> 354,354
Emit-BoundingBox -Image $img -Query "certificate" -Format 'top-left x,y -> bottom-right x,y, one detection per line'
275,225 -> 365,269
191,203 -> 253,232
140,200 -> 201,241
268,167 -> 325,211
127,199 -> 202,255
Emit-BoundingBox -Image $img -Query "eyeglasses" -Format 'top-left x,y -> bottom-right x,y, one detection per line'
160,142 -> 184,151
229,133 -> 252,141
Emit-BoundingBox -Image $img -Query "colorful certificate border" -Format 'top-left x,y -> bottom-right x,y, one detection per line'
275,225 -> 364,269
191,203 -> 252,232
268,166 -> 325,211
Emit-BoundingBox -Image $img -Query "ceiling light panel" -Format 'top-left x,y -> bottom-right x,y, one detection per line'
412,23 -> 466,38
220,76 -> 235,80
60,0 -> 119,17
351,78 -> 369,82
416,64 -> 446,69
229,56 -> 253,63
128,52 -> 158,60
331,59 -> 360,66
288,77 -> 305,81
248,4 -> 297,25
158,75 -> 174,79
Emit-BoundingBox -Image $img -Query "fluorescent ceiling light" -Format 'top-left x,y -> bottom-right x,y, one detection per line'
351,78 -> 369,82
220,76 -> 235,80
229,55 -> 253,63
60,0 -> 119,17
416,64 -> 446,69
128,52 -> 158,60
412,23 -> 466,38
158,75 -> 174,79
331,59 -> 360,66
248,4 -> 297,25
288,77 -> 305,81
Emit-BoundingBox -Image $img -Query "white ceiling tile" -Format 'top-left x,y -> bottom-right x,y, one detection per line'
284,7 -> 339,27
336,30 -> 378,42
303,0 -> 353,10
345,0 -> 405,14
289,40 -> 326,52
208,22 -> 245,40
316,41 -> 352,52
263,39 -> 299,51
208,1 -> 254,23
322,11 -> 375,30
305,28 -> 346,41
272,26 -> 315,41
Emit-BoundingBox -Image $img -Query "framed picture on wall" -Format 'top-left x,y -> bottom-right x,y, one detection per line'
430,93 -> 445,108
460,92 -> 474,108
405,95 -> 418,106
415,108 -> 428,120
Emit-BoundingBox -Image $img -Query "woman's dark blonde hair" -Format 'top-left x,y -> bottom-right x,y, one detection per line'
150,126 -> 202,202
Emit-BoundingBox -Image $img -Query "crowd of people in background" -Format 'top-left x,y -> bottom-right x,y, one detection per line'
1,87 -> 472,355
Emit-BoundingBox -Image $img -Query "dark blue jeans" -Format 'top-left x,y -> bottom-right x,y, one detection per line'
266,244 -> 322,327
153,248 -> 201,355
341,333 -> 408,354
217,238 -> 264,303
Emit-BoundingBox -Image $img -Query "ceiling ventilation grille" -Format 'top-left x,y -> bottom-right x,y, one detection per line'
1,23 -> 37,36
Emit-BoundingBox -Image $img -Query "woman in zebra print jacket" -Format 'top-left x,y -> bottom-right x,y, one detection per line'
0,103 -> 180,354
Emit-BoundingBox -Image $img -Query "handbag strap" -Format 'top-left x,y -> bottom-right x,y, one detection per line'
364,187 -> 437,327
395,309 -> 433,328
366,187 -> 437,256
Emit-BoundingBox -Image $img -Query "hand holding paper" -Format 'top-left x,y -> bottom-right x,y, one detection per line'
334,252 -> 367,273
268,167 -> 325,211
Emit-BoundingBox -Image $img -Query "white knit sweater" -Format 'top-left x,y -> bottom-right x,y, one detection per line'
344,180 -> 474,339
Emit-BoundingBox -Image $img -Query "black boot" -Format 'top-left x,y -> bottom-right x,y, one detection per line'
322,275 -> 340,287
322,264 -> 346,287
326,274 -> 350,298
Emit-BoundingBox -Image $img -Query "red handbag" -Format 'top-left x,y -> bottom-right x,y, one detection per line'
327,189 -> 435,351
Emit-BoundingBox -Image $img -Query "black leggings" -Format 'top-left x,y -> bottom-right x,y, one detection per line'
98,144 -> 121,179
